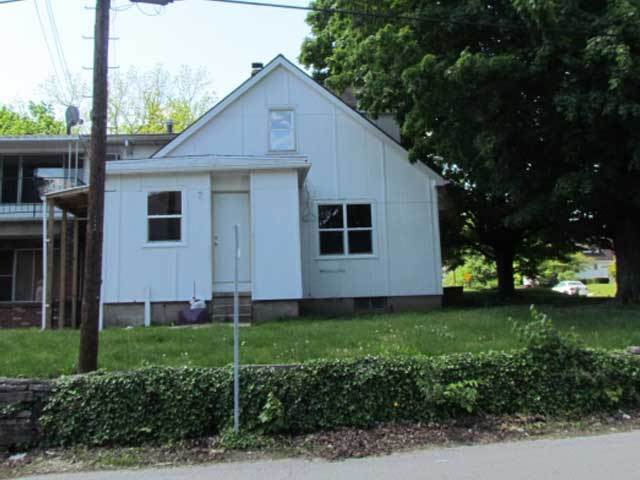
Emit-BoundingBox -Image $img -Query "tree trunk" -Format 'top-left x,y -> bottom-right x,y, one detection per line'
614,215 -> 640,304
78,0 -> 110,374
495,248 -> 516,297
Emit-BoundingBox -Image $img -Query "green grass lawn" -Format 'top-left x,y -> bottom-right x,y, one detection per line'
1,290 -> 639,378
587,282 -> 616,297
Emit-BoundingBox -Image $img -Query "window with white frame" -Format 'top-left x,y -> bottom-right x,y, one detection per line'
147,191 -> 182,242
318,203 -> 373,256
269,109 -> 295,151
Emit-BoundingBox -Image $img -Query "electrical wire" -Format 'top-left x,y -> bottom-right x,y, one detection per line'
203,0 -> 614,37
45,0 -> 74,98
33,0 -> 71,104
135,2 -> 164,16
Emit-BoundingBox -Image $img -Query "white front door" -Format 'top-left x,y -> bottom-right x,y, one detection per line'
212,192 -> 251,293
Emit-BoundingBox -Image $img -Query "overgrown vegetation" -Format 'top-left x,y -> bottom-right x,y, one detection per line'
40,308 -> 640,447
0,293 -> 637,378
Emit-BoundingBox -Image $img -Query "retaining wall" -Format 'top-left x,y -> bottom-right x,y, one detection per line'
0,378 -> 51,450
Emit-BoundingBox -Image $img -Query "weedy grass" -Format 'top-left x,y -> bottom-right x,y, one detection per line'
0,289 -> 637,378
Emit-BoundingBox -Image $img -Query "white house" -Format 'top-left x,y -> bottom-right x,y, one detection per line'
98,55 -> 444,325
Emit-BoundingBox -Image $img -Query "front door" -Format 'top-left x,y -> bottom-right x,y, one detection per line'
212,192 -> 251,293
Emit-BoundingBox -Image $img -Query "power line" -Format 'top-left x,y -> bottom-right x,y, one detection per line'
45,0 -> 74,97
33,0 -> 71,104
203,0 -> 613,37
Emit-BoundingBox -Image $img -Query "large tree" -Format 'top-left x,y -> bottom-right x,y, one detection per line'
536,0 -> 640,303
0,102 -> 64,135
301,0 -> 577,296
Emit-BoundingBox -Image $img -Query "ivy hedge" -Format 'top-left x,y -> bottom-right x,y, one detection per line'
41,311 -> 640,447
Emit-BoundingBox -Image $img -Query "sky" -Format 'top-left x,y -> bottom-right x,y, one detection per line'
0,0 -> 312,114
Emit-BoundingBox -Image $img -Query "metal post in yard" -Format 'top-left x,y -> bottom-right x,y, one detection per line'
41,197 -> 47,331
233,223 -> 240,433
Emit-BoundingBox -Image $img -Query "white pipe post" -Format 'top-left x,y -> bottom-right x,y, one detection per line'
233,223 -> 240,433
41,197 -> 47,331
144,286 -> 151,327
74,138 -> 79,185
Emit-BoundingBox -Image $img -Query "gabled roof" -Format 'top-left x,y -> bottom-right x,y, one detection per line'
152,54 -> 444,184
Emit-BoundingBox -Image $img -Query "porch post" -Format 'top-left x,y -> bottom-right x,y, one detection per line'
71,217 -> 80,328
59,210 -> 68,328
45,200 -> 55,329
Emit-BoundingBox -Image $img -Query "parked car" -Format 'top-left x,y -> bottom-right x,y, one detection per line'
552,280 -> 589,296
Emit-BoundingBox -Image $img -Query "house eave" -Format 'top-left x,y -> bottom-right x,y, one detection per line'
106,154 -> 311,179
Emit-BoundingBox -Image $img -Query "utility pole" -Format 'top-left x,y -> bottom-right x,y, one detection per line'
78,0 -> 111,373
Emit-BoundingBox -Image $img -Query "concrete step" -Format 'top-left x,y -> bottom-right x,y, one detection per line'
211,313 -> 253,323
212,299 -> 252,306
212,305 -> 252,315
211,293 -> 253,322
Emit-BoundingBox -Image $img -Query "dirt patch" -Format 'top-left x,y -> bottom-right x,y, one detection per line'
2,410 -> 640,478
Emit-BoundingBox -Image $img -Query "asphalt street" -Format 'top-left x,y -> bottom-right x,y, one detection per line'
18,430 -> 640,480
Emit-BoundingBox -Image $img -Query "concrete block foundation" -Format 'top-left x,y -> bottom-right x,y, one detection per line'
103,302 -> 195,327
102,295 -> 442,327
252,300 -> 299,323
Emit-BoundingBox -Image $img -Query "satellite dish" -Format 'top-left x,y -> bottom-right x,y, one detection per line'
65,106 -> 81,135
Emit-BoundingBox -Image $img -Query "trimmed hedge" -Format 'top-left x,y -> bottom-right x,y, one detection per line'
41,340 -> 640,447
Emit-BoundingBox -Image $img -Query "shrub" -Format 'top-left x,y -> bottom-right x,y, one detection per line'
41,311 -> 640,447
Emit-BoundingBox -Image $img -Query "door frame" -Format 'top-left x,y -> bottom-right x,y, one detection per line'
211,191 -> 252,293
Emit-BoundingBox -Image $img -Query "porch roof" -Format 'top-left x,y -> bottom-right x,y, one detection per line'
45,185 -> 89,217
106,154 -> 311,180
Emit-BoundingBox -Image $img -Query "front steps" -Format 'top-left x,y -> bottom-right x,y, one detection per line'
211,293 -> 252,323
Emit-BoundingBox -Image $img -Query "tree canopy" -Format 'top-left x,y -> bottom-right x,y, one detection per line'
0,102 -> 64,135
301,0 -> 640,301
41,64 -> 216,135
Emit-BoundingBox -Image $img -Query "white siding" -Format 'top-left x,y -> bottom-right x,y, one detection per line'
250,170 -> 303,300
102,173 -> 212,303
105,61 -> 442,303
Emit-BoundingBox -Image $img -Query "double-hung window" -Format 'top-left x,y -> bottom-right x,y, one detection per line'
269,109 -> 295,151
318,203 -> 373,256
147,191 -> 182,243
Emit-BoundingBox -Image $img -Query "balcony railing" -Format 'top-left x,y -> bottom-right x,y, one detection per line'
0,171 -> 85,218
0,202 -> 43,217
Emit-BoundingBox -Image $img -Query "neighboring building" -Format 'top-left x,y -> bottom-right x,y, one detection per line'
577,248 -> 615,282
0,134 -> 174,327
2,55 -> 444,328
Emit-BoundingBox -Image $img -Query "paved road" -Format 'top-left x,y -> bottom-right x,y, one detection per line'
19,430 -> 640,480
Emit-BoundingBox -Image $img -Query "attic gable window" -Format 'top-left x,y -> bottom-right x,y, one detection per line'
269,109 -> 295,151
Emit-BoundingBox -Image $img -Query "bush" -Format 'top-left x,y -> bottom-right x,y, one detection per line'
41,311 -> 640,447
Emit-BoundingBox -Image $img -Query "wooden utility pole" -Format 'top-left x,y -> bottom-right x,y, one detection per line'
78,0 -> 110,373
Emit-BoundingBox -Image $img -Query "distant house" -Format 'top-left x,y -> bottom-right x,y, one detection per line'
0,133 -> 173,328
577,248 -> 615,282
0,55 -> 444,328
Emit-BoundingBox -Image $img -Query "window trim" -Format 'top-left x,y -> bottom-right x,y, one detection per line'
268,108 -> 297,153
316,201 -> 376,259
145,190 -> 186,246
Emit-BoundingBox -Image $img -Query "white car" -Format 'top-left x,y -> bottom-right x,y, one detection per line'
552,280 -> 589,296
